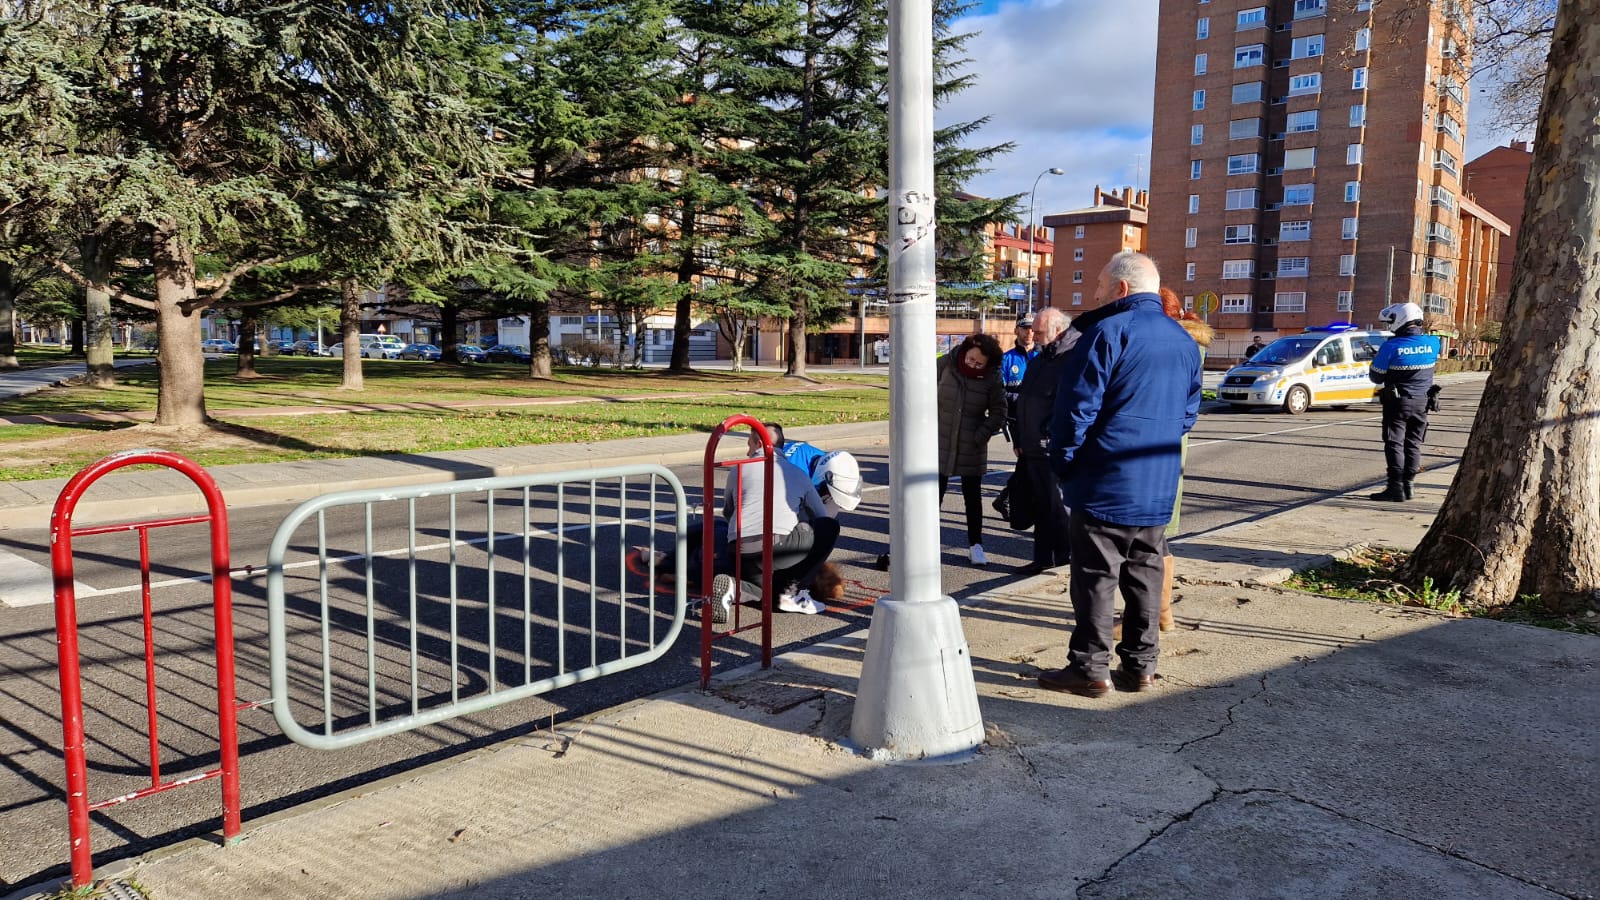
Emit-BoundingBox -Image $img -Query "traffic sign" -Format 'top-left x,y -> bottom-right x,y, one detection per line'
1195,291 -> 1220,315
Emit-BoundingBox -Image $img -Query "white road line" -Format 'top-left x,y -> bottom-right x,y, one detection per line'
0,548 -> 94,608
1188,413 -> 1382,448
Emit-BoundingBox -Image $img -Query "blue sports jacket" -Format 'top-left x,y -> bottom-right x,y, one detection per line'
1369,325 -> 1439,399
1048,293 -> 1202,527
1000,344 -> 1037,390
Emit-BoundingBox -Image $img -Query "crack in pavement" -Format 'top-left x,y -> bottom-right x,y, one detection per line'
1074,783 -> 1227,899
982,724 -> 1048,799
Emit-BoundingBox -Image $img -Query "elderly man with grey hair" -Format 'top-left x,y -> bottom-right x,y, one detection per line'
1011,306 -> 1078,575
1037,251 -> 1202,698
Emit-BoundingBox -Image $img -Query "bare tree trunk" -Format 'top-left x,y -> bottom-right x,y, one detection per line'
70,317 -> 84,356
731,319 -> 747,373
440,304 -> 461,363
152,225 -> 208,426
81,235 -> 116,388
669,206 -> 697,373
339,277 -> 364,390
236,312 -> 260,378
1403,2 -> 1600,613
0,262 -> 19,369
526,301 -> 553,379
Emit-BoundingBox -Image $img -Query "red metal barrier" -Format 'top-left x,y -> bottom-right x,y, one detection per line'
700,417 -> 775,688
50,450 -> 242,888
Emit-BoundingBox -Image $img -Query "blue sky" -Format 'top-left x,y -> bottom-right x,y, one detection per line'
940,0 -> 1531,222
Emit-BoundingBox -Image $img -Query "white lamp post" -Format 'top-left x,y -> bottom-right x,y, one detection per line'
1025,167 -> 1064,317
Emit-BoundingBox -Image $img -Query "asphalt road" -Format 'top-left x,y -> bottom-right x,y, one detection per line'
0,380 -> 1483,891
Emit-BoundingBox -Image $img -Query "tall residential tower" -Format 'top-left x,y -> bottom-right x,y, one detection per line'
1148,0 -> 1474,342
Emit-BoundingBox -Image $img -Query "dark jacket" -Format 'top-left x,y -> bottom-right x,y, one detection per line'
936,354 -> 1007,477
1013,327 -> 1081,459
1369,324 -> 1439,400
1048,293 -> 1203,527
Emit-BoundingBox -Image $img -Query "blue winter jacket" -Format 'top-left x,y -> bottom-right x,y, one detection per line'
1048,293 -> 1203,527
1000,343 -> 1037,390
1369,324 -> 1439,399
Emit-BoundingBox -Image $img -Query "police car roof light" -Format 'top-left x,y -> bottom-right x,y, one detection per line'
1304,322 -> 1358,333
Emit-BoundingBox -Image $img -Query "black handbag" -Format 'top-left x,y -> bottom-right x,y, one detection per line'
1003,466 -> 1036,531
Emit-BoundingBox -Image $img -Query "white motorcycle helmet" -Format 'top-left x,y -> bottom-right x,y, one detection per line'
1378,302 -> 1424,331
815,450 -> 863,513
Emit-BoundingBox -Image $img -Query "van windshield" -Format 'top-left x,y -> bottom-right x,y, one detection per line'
1250,336 -> 1323,365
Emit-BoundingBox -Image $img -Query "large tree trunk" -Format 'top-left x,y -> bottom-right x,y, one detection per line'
526,301 -> 552,379
440,303 -> 460,363
669,205 -> 697,373
339,277 -> 364,390
0,261 -> 18,369
152,226 -> 208,426
1402,3 -> 1600,613
787,308 -> 807,376
236,312 -> 260,377
82,235 -> 116,387
731,320 -> 746,373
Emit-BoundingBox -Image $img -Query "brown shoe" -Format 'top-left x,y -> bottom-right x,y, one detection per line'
1111,669 -> 1156,692
1037,667 -> 1112,697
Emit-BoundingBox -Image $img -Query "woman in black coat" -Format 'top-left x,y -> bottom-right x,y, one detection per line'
936,332 -> 1007,565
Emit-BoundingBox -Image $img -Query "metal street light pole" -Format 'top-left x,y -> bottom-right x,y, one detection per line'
1026,167 -> 1064,317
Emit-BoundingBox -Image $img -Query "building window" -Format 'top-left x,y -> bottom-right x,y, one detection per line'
1227,153 -> 1260,175
1072,292 -> 1083,306
1234,44 -> 1265,68
1344,181 -> 1360,202
1237,6 -> 1266,28
1437,113 -> 1462,141
1224,224 -> 1256,244
1279,220 -> 1311,242
1431,186 -> 1456,210
1337,290 -> 1353,312
1293,0 -> 1326,19
1194,89 -> 1206,110
1073,247 -> 1085,260
1352,66 -> 1368,90
1429,223 -> 1456,245
1191,160 -> 1203,179
1439,74 -> 1465,104
1287,73 -> 1321,96
1189,194 -> 1201,214
1357,0 -> 1371,8
1274,291 -> 1308,312
1195,53 -> 1208,75
1221,294 -> 1252,313
1283,147 -> 1316,170
1232,82 -> 1264,104
1191,124 -> 1205,145
1349,104 -> 1366,127
1287,109 -> 1319,132
1342,217 -> 1358,239
1435,149 -> 1459,177
1183,295 -> 1195,311
1229,117 -> 1262,139
1355,27 -> 1370,51
1291,34 -> 1325,58
1222,259 -> 1255,279
1278,257 -> 1310,277
1346,143 -> 1363,165
1197,16 -> 1210,39
1283,183 -> 1315,205
1225,187 -> 1260,209
1338,254 -> 1356,276
1074,225 -> 1086,238
1424,257 -> 1455,280
1186,262 -> 1197,281
1185,227 -> 1198,248
1073,270 -> 1084,283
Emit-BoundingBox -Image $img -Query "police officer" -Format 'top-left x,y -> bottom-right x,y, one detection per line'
999,315 -> 1037,434
1368,302 -> 1440,502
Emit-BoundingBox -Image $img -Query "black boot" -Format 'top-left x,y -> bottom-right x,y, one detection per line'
1369,478 -> 1406,502
1401,480 -> 1415,500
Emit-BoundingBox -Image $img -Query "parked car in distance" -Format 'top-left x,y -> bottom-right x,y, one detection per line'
356,334 -> 405,359
200,338 -> 238,353
454,344 -> 486,363
262,339 -> 296,354
400,343 -> 441,361
483,343 -> 532,364
289,339 -> 328,356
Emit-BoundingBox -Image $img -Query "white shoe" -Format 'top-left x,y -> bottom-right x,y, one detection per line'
708,574 -> 736,624
969,544 -> 988,566
778,588 -> 823,615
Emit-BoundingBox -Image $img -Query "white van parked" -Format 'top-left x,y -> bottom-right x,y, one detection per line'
331,334 -> 405,359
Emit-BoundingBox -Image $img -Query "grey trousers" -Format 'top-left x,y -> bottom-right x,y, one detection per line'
1066,512 -> 1167,679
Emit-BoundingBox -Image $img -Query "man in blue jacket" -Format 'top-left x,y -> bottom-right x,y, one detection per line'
1037,251 -> 1202,697
1368,302 -> 1440,502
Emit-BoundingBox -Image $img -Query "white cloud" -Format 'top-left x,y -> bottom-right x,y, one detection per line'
935,0 -> 1159,218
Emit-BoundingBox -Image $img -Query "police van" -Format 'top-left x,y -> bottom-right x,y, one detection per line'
1217,323 -> 1391,414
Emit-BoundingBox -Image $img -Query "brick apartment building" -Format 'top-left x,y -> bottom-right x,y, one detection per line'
1041,186 -> 1149,311
982,217 -> 1055,311
1463,139 -> 1534,313
1148,0 -> 1475,348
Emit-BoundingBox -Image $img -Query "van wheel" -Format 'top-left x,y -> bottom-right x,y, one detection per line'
1283,385 -> 1311,415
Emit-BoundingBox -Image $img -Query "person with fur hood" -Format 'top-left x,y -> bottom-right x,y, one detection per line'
1155,288 -> 1214,631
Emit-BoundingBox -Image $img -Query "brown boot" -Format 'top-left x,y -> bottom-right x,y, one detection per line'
1160,554 -> 1176,632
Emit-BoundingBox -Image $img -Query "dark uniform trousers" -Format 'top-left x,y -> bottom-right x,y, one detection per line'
1067,511 -> 1166,679
1379,393 -> 1430,480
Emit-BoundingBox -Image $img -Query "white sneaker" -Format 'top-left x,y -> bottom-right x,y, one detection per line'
708,574 -> 736,624
969,544 -> 988,566
778,589 -> 823,615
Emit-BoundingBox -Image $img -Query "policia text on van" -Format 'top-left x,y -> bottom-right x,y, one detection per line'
1216,323 -> 1389,415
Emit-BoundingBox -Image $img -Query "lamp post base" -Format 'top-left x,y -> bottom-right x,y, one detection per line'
849,596 -> 984,762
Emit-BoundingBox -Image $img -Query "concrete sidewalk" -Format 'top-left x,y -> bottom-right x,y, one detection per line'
13,456 -> 1595,899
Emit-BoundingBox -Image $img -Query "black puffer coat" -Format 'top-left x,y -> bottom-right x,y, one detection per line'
936,353 -> 1007,477
1013,327 -> 1081,459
